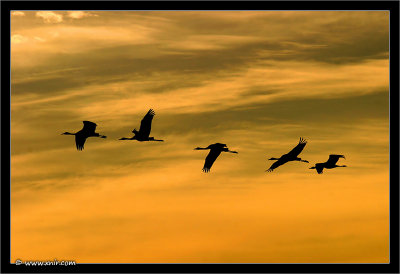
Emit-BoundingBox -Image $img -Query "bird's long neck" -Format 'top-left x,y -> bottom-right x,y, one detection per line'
62,132 -> 76,135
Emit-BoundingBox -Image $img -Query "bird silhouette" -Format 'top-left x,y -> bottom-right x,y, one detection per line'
62,121 -> 107,151
194,143 -> 238,173
119,109 -> 164,142
310,154 -> 346,174
266,137 -> 309,172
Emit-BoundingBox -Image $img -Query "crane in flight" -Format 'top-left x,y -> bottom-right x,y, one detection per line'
62,121 -> 107,151
309,154 -> 346,174
119,109 -> 164,142
266,137 -> 309,172
194,143 -> 238,173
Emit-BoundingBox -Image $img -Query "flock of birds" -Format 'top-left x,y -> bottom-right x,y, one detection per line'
62,109 -> 347,174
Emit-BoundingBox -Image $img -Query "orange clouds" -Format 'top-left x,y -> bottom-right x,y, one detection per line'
36,11 -> 63,23
11,11 -> 389,263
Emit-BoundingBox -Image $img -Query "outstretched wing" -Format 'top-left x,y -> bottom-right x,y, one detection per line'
138,109 -> 155,138
315,163 -> 324,174
266,159 -> 285,172
202,149 -> 222,173
286,137 -> 307,157
326,154 -> 345,166
75,133 -> 87,151
82,121 -> 97,135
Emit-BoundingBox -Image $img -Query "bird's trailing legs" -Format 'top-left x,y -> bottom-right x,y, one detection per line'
95,133 -> 107,138
295,157 -> 309,163
149,137 -> 164,142
224,149 -> 238,154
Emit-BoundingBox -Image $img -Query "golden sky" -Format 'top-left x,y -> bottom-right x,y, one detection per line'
11,11 -> 389,263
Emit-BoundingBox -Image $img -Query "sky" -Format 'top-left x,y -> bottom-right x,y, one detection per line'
11,11 -> 389,263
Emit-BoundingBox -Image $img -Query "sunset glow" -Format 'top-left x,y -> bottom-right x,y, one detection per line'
11,11 -> 389,263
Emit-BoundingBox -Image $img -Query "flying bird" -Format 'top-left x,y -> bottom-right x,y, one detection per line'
266,137 -> 309,172
309,154 -> 347,174
62,121 -> 107,151
119,109 -> 164,142
194,143 -> 238,173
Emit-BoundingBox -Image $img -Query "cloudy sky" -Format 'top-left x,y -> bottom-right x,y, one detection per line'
11,11 -> 389,263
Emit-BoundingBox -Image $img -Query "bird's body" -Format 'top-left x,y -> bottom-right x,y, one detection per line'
119,109 -> 164,142
266,137 -> 309,172
62,121 -> 107,150
194,143 -> 238,173
310,154 -> 346,174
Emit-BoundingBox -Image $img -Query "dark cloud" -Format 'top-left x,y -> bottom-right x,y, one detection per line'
12,35 -> 388,100
11,90 -> 388,157
11,11 -> 388,101
157,91 -> 389,136
11,43 -> 254,96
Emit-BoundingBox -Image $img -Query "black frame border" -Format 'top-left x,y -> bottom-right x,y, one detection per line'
1,1 -> 399,273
